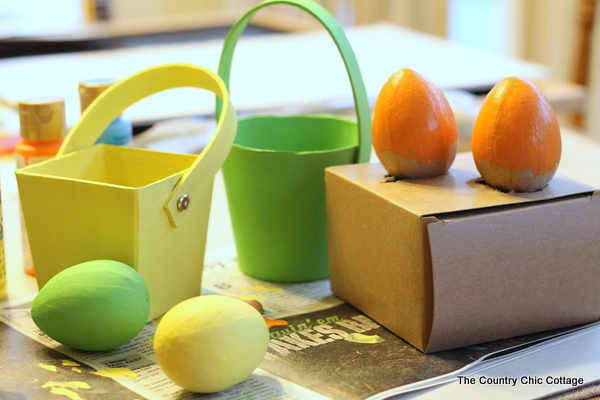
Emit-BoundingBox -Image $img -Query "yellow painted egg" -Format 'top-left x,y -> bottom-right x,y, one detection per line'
154,295 -> 269,393
31,260 -> 150,351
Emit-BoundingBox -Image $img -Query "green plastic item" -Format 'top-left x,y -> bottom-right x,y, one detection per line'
217,0 -> 371,282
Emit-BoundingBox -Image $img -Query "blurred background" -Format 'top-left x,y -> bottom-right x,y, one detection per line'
0,0 -> 597,146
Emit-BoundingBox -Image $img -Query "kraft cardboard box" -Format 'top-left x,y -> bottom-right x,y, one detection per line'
325,152 -> 600,353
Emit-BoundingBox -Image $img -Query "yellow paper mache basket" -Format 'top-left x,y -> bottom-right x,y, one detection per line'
15,63 -> 237,320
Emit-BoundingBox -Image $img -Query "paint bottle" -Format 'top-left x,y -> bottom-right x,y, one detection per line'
79,78 -> 133,146
16,97 -> 67,276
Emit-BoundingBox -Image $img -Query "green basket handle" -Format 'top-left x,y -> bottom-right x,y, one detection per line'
58,63 -> 237,228
216,0 -> 371,163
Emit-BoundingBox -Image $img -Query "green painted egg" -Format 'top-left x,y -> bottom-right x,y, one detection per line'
31,260 -> 150,351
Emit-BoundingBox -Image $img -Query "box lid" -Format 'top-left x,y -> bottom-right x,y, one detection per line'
329,153 -> 597,216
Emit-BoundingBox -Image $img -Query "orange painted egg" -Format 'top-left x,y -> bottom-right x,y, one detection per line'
472,77 -> 561,192
372,68 -> 458,179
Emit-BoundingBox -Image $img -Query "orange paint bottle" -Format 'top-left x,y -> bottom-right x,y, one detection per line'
16,97 -> 67,276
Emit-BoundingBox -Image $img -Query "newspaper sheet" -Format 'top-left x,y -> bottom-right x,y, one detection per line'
0,295 -> 328,400
0,246 -> 595,400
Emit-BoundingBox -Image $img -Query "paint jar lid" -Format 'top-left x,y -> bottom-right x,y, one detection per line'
79,78 -> 116,112
18,96 -> 67,141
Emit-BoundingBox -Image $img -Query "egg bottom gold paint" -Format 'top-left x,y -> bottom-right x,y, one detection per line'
377,149 -> 455,179
475,159 -> 558,192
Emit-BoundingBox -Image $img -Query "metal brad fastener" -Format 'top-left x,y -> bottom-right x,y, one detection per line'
177,194 -> 190,211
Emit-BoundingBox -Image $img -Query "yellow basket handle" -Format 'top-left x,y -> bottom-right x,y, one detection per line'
58,63 -> 237,228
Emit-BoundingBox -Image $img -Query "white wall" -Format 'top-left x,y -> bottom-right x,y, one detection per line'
585,2 -> 600,138
448,0 -> 523,57
0,0 -> 82,33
